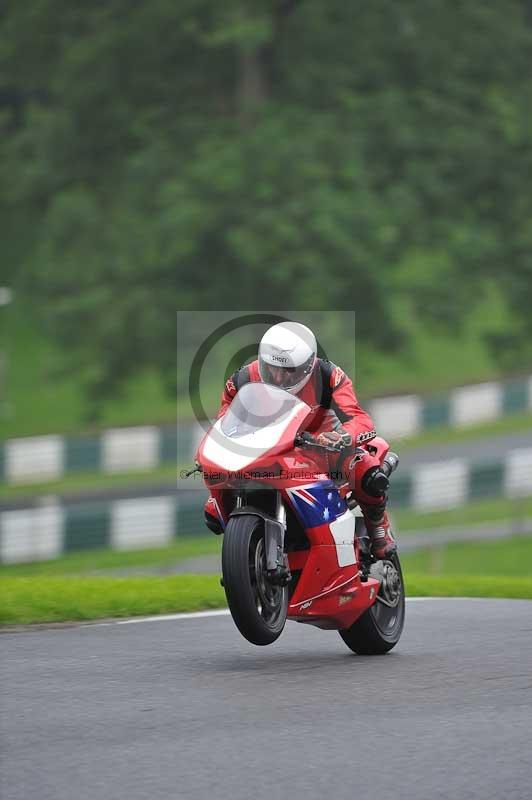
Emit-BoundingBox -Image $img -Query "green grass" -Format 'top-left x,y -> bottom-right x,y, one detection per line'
394,495 -> 532,533
2,537 -> 532,625
0,536 -> 221,577
0,575 -> 226,625
400,535 -> 530,576
0,536 -> 529,624
404,574 -> 532,599
1,571 -> 530,626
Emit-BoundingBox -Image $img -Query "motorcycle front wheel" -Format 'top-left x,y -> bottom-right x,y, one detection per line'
222,514 -> 288,646
339,552 -> 405,655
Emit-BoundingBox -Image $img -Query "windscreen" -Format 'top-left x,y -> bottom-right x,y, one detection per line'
220,382 -> 307,439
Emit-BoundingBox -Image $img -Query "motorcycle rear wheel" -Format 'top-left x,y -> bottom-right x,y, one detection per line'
339,552 -> 405,655
222,514 -> 288,646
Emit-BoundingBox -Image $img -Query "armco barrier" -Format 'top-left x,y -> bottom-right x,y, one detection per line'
1,449 -> 532,564
1,374 -> 531,486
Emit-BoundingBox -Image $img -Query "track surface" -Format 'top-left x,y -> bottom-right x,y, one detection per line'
2,599 -> 532,800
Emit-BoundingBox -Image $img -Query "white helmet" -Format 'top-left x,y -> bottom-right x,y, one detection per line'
258,322 -> 317,394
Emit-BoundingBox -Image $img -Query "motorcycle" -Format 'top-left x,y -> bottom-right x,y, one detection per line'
194,381 -> 405,652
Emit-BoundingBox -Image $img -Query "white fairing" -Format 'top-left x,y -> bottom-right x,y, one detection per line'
329,510 -> 357,567
203,383 -> 310,472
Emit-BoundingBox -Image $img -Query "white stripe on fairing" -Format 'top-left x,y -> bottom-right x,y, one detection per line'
5,435 -> 64,483
328,510 -> 357,567
450,381 -> 502,427
102,426 -> 159,473
110,496 -> 175,550
202,406 -> 304,472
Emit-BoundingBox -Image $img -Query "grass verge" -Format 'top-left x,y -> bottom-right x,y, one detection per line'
0,575 -> 226,625
0,536 -> 221,577
394,495 -> 532,533
404,575 -> 532,600
1,572 -> 531,626
400,535 -> 532,576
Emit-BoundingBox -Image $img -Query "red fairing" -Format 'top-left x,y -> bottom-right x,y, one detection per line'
285,523 -> 381,630
217,359 -> 376,442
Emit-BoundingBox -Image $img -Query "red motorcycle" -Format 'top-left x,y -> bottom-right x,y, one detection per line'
195,381 -> 405,652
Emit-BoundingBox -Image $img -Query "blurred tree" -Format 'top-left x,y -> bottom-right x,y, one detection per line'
1,0 -> 531,413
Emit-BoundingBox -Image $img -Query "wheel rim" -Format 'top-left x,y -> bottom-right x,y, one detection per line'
250,537 -> 285,628
371,556 -> 404,637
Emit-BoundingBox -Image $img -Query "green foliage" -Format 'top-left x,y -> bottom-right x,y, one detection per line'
1,0 -> 532,417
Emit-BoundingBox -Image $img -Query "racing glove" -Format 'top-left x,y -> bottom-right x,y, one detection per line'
316,430 -> 353,451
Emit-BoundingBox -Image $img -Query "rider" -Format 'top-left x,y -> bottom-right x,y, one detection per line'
203,321 -> 396,559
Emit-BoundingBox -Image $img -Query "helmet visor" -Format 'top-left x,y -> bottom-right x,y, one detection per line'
259,352 -> 316,390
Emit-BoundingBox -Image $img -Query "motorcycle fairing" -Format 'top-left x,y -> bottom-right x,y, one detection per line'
285,480 -> 348,530
198,383 -> 312,474
286,538 -> 380,629
197,383 -> 383,631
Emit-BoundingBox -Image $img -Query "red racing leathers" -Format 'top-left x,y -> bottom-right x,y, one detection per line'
205,359 -> 390,536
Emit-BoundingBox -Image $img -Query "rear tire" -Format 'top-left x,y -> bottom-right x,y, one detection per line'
222,514 -> 288,646
339,553 -> 405,655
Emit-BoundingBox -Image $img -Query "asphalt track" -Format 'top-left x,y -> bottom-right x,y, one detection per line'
2,598 -> 532,800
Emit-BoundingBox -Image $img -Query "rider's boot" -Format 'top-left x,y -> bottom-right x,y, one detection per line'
360,501 -> 397,559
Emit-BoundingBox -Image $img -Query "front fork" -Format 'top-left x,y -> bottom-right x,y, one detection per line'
265,492 -> 291,585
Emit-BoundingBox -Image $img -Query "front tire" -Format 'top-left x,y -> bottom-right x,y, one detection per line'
339,553 -> 405,655
222,514 -> 288,646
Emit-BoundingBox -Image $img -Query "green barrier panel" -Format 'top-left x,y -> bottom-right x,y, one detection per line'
502,379 -> 529,415
177,495 -> 208,537
422,395 -> 451,429
388,474 -> 412,508
469,462 -> 505,501
177,425 -> 194,463
0,443 -> 4,483
65,436 -> 101,473
160,426 -> 178,464
64,502 -> 111,551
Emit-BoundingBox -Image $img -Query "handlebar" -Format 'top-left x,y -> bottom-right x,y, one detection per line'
362,452 -> 400,496
296,432 -> 400,493
294,432 -> 344,453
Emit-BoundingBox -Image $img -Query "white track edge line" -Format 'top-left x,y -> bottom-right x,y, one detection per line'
90,597 -> 445,627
